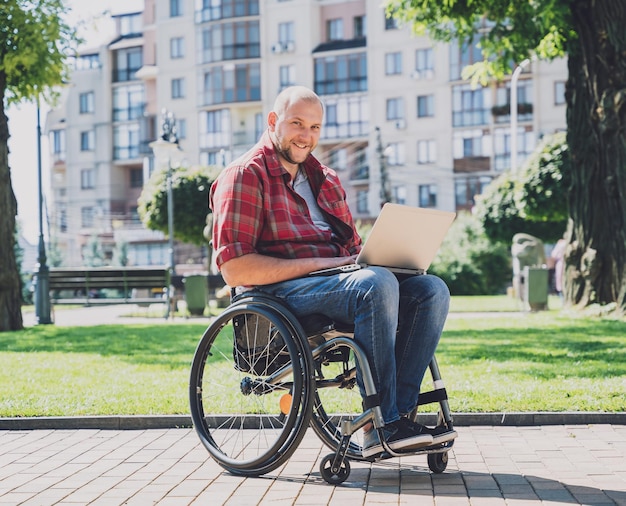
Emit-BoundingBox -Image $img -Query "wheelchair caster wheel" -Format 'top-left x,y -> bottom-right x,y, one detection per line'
428,451 -> 448,473
320,454 -> 350,484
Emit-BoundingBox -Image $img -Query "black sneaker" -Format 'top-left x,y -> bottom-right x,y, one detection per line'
401,417 -> 457,445
384,418 -> 434,452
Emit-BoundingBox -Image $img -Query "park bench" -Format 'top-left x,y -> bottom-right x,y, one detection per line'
49,266 -> 170,306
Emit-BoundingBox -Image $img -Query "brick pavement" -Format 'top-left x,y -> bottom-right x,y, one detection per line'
1,425 -> 625,505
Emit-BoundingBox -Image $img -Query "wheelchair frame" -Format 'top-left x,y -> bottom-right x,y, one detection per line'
189,291 -> 455,484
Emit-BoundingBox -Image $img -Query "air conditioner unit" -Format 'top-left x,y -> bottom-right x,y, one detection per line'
271,43 -> 284,54
395,119 -> 406,130
410,70 -> 421,80
284,41 -> 295,52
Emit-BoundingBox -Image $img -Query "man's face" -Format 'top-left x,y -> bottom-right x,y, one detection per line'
268,99 -> 323,172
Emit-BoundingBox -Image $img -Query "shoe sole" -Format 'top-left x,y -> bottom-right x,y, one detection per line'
431,430 -> 458,446
362,444 -> 383,458
388,434 -> 433,451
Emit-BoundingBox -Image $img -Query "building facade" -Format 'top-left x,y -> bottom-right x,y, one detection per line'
46,0 -> 567,268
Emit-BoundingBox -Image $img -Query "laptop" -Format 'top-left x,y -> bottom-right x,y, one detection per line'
309,203 -> 456,276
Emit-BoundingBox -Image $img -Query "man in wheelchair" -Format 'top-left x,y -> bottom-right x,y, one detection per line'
209,85 -> 457,459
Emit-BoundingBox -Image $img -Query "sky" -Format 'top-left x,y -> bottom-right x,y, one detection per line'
8,0 -> 142,243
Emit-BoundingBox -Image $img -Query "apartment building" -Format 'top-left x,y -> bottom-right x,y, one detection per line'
46,0 -> 567,268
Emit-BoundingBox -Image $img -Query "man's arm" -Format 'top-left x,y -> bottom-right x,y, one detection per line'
220,253 -> 357,287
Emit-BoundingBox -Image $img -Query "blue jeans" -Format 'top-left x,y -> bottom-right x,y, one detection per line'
257,267 -> 450,425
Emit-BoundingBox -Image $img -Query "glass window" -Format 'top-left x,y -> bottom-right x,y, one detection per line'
170,0 -> 182,17
119,13 -> 142,36
314,53 -> 367,95
327,18 -> 344,41
202,21 -> 260,63
130,168 -> 143,188
354,15 -> 366,38
452,84 -> 491,127
417,139 -> 437,164
80,169 -> 95,190
414,48 -> 434,78
453,129 -> 491,158
113,84 -> 144,121
392,186 -> 407,205
386,142 -> 405,166
113,123 -> 140,160
386,97 -> 404,120
419,184 -> 438,207
320,95 -> 369,139
79,92 -> 95,114
81,207 -> 94,228
450,37 -> 483,81
356,190 -> 369,213
80,131 -> 95,151
170,37 -> 184,59
555,81 -> 566,105
455,176 -> 492,210
278,21 -> 294,44
417,95 -> 434,117
200,109 -> 231,148
385,52 -> 402,75
279,65 -> 296,90
113,47 -> 143,82
171,78 -> 185,99
203,63 -> 261,105
385,11 -> 399,30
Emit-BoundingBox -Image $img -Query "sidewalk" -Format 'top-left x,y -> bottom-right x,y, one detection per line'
1,425 -> 625,505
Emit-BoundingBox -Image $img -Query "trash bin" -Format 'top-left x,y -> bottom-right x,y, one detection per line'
183,275 -> 207,316
523,266 -> 549,311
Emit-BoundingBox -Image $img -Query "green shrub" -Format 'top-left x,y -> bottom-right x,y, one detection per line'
429,212 -> 511,295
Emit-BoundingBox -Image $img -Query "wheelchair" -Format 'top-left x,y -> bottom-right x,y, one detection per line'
189,290 -> 455,485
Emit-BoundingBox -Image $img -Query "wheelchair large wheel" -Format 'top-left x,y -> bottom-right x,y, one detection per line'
309,345 -> 367,461
189,302 -> 315,476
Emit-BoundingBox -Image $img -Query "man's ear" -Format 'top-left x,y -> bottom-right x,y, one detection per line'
267,111 -> 278,131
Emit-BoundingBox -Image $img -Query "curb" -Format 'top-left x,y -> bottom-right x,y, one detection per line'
1,412 -> 625,431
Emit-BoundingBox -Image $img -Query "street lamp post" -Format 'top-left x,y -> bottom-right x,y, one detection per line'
34,100 -> 52,325
150,110 -> 183,319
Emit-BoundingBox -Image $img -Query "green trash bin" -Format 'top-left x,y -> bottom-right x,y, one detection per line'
523,266 -> 548,311
184,275 -> 207,316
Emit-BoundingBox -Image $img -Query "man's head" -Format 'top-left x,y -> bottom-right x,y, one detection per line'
268,86 -> 324,174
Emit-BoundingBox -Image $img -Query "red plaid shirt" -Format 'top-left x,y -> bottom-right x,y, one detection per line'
210,131 -> 362,269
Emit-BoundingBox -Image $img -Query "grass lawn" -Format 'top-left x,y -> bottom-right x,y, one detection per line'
2,297 -> 624,417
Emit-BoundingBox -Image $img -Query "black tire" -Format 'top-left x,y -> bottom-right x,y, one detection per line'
320,453 -> 351,485
309,346 -> 366,461
189,302 -> 314,476
428,451 -> 448,473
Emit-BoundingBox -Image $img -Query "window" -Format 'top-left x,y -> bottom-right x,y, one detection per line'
130,168 -> 143,188
314,53 -> 367,95
493,80 -> 534,123
392,186 -> 407,205
171,78 -> 186,99
555,81 -> 566,105
385,11 -> 399,30
113,84 -> 144,121
385,52 -> 402,75
196,0 -> 259,21
50,130 -> 65,162
80,169 -> 95,190
327,18 -> 344,41
417,140 -> 437,164
450,37 -> 483,81
455,176 -> 492,209
356,190 -> 369,214
200,109 -> 231,149
452,84 -> 491,127
201,21 -> 260,63
354,15 -> 366,38
279,65 -> 296,90
177,118 -> 187,140
493,127 -> 536,171
386,98 -> 404,121
278,21 -> 294,45
417,95 -> 434,117
327,148 -> 348,171
79,92 -> 95,114
414,48 -> 434,78
119,13 -> 142,36
113,46 -> 142,82
321,96 -> 369,139
419,185 -> 438,207
386,142 -> 405,166
113,123 -> 140,160
453,129 -> 491,158
203,63 -> 261,105
170,0 -> 182,17
170,37 -> 184,59
80,131 -> 95,151
81,207 -> 95,228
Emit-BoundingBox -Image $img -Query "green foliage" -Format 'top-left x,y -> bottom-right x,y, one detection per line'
82,235 -> 105,267
1,0 -> 81,105
428,212 -> 511,295
386,0 -> 573,84
475,132 -> 570,244
113,241 -> 129,267
138,166 -> 220,246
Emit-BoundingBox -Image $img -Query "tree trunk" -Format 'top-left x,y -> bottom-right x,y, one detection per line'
564,1 -> 626,314
0,75 -> 25,331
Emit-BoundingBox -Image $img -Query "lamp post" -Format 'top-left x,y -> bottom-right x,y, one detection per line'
510,56 -> 535,171
33,99 -> 52,325
150,110 -> 183,319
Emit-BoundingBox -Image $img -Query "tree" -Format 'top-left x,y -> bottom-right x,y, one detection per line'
138,165 -> 220,246
475,132 -> 570,244
388,0 -> 626,313
0,0 -> 79,331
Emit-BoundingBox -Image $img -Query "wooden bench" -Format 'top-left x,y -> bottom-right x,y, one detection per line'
49,267 -> 170,306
